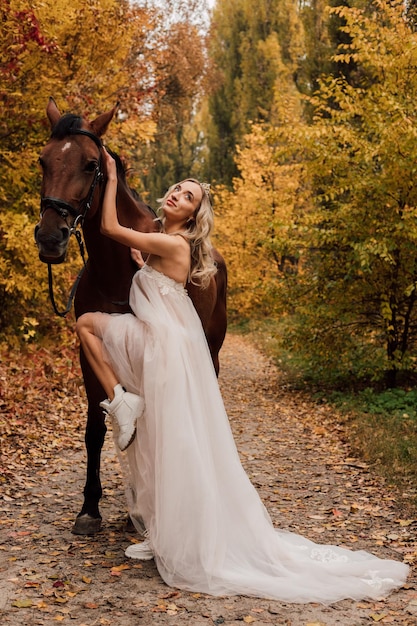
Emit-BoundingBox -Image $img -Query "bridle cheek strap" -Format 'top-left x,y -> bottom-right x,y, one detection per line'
42,128 -> 104,316
40,129 -> 104,225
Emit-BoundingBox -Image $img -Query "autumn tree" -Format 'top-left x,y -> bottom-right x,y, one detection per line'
297,0 -> 370,98
287,0 -> 417,387
213,55 -> 305,316
0,1 -> 58,336
0,0 -> 161,339
205,0 -> 304,185
138,0 -> 211,203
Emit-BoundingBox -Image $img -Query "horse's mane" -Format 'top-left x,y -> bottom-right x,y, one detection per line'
104,149 -> 157,217
107,150 -> 156,217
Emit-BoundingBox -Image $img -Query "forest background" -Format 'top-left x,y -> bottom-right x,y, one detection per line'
2,0 -> 417,495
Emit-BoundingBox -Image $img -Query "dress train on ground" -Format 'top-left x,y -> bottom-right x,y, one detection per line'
100,265 -> 409,604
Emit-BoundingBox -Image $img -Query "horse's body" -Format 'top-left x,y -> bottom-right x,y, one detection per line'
35,98 -> 227,535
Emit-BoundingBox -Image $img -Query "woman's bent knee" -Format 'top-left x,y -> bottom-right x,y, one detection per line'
76,312 -> 95,337
76,311 -> 108,338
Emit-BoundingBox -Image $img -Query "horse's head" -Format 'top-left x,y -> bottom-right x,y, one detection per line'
35,97 -> 116,264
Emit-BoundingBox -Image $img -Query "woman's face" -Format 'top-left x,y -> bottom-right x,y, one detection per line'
162,181 -> 203,224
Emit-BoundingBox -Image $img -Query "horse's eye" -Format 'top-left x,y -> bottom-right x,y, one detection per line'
85,160 -> 98,173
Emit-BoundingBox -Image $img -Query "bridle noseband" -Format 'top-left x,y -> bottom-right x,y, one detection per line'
41,128 -> 104,317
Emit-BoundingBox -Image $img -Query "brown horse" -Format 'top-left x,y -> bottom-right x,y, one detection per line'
35,98 -> 227,535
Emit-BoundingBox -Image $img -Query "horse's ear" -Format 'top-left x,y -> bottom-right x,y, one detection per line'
90,103 -> 119,138
46,97 -> 61,128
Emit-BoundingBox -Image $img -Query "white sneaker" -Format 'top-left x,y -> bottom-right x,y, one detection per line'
100,385 -> 145,451
125,539 -> 154,560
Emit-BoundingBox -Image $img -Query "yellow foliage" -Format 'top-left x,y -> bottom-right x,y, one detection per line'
0,210 -> 52,338
280,0 -> 417,381
0,0 -> 167,338
214,117 -> 306,316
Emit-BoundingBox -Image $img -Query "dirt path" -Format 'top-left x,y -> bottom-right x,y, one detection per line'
1,334 -> 416,625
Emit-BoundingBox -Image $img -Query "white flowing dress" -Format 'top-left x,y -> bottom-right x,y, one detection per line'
101,264 -> 409,604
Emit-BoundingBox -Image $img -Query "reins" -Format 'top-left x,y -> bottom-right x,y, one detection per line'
41,128 -> 103,317
47,230 -> 86,317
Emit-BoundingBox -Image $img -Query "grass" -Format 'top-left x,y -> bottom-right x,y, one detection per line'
328,388 -> 417,495
231,316 -> 417,501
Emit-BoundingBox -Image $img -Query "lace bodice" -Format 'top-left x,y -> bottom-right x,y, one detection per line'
141,264 -> 187,299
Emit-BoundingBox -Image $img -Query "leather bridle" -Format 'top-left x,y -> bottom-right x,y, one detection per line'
40,128 -> 104,317
40,128 -> 104,227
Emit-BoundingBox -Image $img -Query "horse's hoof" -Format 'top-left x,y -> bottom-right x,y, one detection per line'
71,514 -> 102,535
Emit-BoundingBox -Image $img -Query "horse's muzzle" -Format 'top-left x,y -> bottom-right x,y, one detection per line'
34,222 -> 69,264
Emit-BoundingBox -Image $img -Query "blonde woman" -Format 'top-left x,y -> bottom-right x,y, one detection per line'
76,150 -> 408,604
76,150 -> 215,451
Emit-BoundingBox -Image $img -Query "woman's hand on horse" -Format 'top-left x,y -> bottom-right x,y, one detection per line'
103,149 -> 117,183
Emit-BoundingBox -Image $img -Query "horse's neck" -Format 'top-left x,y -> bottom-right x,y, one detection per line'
116,184 -> 155,232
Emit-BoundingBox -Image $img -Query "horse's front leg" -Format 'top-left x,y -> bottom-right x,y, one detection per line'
72,350 -> 107,535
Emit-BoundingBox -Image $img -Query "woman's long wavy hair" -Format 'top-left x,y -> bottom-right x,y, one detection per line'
157,179 -> 217,288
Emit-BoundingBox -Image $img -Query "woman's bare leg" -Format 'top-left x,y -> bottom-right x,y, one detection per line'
76,312 -> 118,399
75,312 -> 144,451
